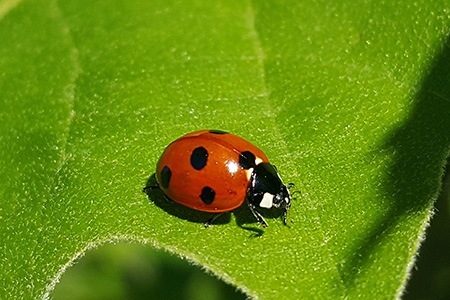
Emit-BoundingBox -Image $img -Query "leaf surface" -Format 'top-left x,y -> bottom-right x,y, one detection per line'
0,0 -> 449,299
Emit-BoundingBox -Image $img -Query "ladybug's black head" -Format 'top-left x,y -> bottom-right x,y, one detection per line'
250,163 -> 292,225
273,183 -> 291,225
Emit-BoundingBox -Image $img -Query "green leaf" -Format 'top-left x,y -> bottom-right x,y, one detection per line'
1,0 -> 449,299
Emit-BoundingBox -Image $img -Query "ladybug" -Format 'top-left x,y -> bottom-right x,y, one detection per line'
148,129 -> 291,228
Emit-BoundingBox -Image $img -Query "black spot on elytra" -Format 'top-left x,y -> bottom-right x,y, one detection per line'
160,166 -> 171,188
200,186 -> 216,204
209,129 -> 228,134
190,147 -> 208,170
239,151 -> 256,169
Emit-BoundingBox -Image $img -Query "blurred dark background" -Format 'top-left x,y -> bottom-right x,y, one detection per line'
404,163 -> 450,300
52,243 -> 247,300
53,165 -> 449,300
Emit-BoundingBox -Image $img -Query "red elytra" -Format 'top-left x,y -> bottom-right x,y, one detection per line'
152,129 -> 291,227
156,130 -> 268,212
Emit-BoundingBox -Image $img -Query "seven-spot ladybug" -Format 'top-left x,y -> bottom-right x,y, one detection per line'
147,129 -> 291,228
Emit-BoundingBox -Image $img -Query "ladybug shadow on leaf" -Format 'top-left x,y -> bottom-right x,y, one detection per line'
144,174 -> 280,237
232,206 -> 285,237
208,207 -> 267,237
143,174 -> 232,225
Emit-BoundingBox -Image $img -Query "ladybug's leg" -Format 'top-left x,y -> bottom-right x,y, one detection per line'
142,185 -> 159,193
205,213 -> 225,228
282,209 -> 288,226
248,203 -> 268,228
247,172 -> 268,228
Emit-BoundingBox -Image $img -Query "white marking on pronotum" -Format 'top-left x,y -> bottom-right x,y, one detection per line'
255,157 -> 263,165
244,168 -> 253,181
260,193 -> 274,208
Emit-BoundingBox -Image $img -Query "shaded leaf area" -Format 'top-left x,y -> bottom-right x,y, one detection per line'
405,164 -> 450,300
0,0 -> 449,299
252,0 -> 450,297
